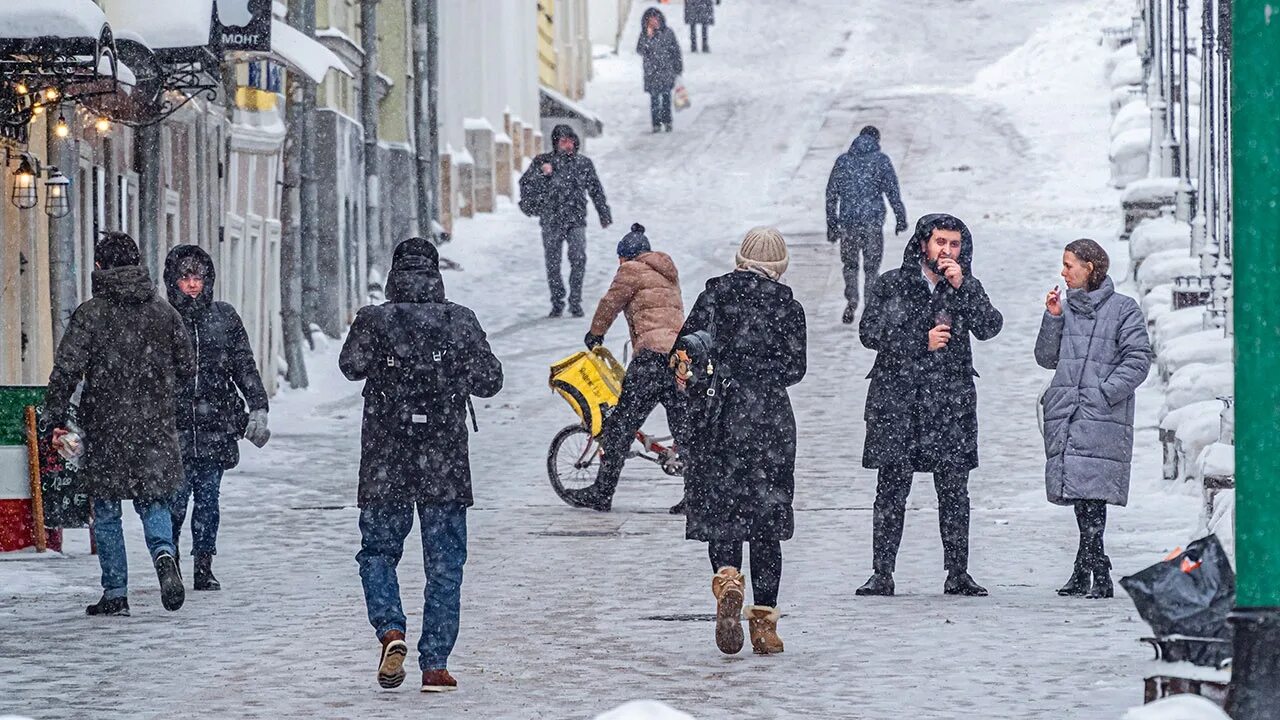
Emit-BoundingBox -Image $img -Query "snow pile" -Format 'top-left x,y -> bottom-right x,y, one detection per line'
1200,486 -> 1235,562
1122,693 -> 1230,719
594,701 -> 696,720
1131,216 -> 1191,267
463,117 -> 495,132
1161,363 -> 1231,415
1112,129 -> 1152,187
1104,43 -> 1140,81
1158,330 -> 1232,380
270,19 -> 354,82
1152,307 -> 1208,352
106,0 -> 213,49
0,1 -> 107,39
1159,399 -> 1222,437
1143,283 -> 1174,321
1138,249 -> 1199,296
1111,99 -> 1151,140
1123,177 -> 1182,205
1195,442 -> 1234,481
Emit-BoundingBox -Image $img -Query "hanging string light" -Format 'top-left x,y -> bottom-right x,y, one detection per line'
96,117 -> 111,133
54,115 -> 70,138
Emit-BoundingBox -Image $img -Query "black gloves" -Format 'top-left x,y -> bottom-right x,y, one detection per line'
895,217 -> 909,235
827,226 -> 839,244
584,333 -> 604,350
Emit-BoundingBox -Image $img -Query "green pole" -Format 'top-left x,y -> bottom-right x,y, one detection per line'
1228,1 -> 1280,716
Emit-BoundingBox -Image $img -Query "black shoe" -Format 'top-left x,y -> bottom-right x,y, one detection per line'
855,572 -> 895,596
86,595 -> 130,617
561,486 -> 612,512
154,552 -> 186,611
1057,564 -> 1091,597
842,303 -> 857,325
944,571 -> 988,597
669,498 -> 687,515
652,124 -> 662,134
1086,557 -> 1114,599
664,123 -> 673,133
193,555 -> 221,592
549,306 -> 564,318
569,304 -> 584,318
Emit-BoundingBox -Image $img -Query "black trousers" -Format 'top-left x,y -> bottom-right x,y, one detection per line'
1073,500 -> 1108,569
837,223 -> 885,309
872,466 -> 971,574
648,91 -> 673,128
708,540 -> 781,607
690,23 -> 710,51
595,351 -> 689,496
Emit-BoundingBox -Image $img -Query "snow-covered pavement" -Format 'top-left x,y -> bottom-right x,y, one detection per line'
1,1 -> 1203,718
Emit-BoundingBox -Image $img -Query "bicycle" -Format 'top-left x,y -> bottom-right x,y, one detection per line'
546,346 -> 683,506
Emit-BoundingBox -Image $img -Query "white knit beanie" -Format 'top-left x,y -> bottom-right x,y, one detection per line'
735,226 -> 790,279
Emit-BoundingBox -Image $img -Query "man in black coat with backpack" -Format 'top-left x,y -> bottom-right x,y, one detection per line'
340,237 -> 503,694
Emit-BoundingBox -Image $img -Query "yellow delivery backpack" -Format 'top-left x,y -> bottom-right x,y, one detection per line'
548,347 -> 626,437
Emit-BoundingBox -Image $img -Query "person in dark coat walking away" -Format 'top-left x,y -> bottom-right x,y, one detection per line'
636,8 -> 683,132
43,232 -> 195,616
676,227 -> 806,656
562,224 -> 688,513
684,0 -> 719,52
826,126 -> 909,324
340,237 -> 503,693
519,124 -> 612,317
855,214 -> 1003,597
1035,239 -> 1151,599
163,245 -> 271,591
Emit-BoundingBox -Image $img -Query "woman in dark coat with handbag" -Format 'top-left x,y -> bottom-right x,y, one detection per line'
674,227 -> 806,657
1035,239 -> 1151,599
685,0 -> 718,52
637,8 -> 683,133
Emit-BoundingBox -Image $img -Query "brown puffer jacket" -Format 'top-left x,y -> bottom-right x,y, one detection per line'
590,251 -> 685,354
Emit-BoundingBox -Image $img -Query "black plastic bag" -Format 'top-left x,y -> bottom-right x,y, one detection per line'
1120,534 -> 1235,667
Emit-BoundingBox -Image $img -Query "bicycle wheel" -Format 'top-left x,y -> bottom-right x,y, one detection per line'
548,423 -> 601,503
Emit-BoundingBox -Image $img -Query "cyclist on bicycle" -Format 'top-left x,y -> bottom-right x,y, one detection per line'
562,223 -> 688,512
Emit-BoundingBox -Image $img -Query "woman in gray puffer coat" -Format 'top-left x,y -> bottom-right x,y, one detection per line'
1035,239 -> 1152,599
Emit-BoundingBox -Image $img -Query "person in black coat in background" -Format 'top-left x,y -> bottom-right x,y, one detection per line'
685,0 -> 719,52
637,8 -> 683,133
675,227 -> 806,657
518,124 -> 612,317
163,244 -> 270,591
855,214 -> 1003,598
340,237 -> 503,693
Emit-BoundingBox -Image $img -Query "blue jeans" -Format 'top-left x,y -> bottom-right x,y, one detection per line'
92,498 -> 177,600
649,91 -> 672,128
171,465 -> 224,556
357,502 -> 467,671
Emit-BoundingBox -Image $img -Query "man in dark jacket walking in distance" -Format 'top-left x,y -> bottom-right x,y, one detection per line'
856,214 -> 1003,597
163,244 -> 271,591
340,237 -> 503,694
44,231 -> 194,616
826,126 -> 908,324
562,223 -> 687,513
519,124 -> 612,317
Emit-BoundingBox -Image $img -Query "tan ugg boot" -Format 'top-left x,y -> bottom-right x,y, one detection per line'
711,566 -> 745,654
746,605 -> 784,655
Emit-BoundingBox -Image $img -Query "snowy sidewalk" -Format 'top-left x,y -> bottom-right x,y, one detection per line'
0,1 -> 1201,718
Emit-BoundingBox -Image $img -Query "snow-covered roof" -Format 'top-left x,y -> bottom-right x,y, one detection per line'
105,0 -> 214,50
540,85 -> 605,137
269,20 -> 353,83
463,117 -> 494,132
0,1 -> 108,40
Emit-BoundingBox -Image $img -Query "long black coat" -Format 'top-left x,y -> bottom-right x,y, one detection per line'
684,0 -> 716,25
518,124 -> 612,229
679,270 -> 807,542
43,265 -> 196,501
163,245 -> 269,470
339,261 -> 503,508
636,9 -> 683,94
859,215 -> 1003,472
825,134 -> 907,229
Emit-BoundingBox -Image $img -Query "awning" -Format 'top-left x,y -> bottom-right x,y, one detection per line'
268,20 -> 353,83
104,0 -> 213,50
539,86 -> 604,137
0,0 -> 108,41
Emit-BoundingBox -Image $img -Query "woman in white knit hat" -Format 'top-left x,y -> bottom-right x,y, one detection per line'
671,226 -> 807,656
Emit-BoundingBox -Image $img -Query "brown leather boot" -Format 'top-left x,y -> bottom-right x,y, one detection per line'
377,630 -> 408,689
421,668 -> 458,692
746,605 -> 784,655
711,566 -> 745,654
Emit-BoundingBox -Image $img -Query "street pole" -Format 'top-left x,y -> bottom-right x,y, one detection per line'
134,123 -> 162,279
426,0 -> 441,233
1225,1 -> 1280,717
411,0 -> 439,238
46,103 -> 78,346
280,0 -> 312,389
298,0 -> 321,334
360,0 -> 384,273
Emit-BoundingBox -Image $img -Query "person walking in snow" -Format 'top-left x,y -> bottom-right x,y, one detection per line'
855,214 -> 1002,598
675,227 -> 806,656
685,0 -> 719,52
519,124 -> 612,317
43,231 -> 194,616
163,245 -> 271,592
825,126 -> 909,324
561,223 -> 688,514
340,237 -> 503,693
636,8 -> 683,133
1035,239 -> 1151,600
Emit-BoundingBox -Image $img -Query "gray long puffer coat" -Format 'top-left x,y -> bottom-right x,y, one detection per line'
1035,277 -> 1152,506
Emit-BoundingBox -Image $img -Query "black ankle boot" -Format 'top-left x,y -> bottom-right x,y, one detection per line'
944,571 -> 989,597
86,595 -> 130,616
194,555 -> 221,591
1057,564 -> 1091,596
1086,557 -> 1113,599
855,572 -> 895,596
